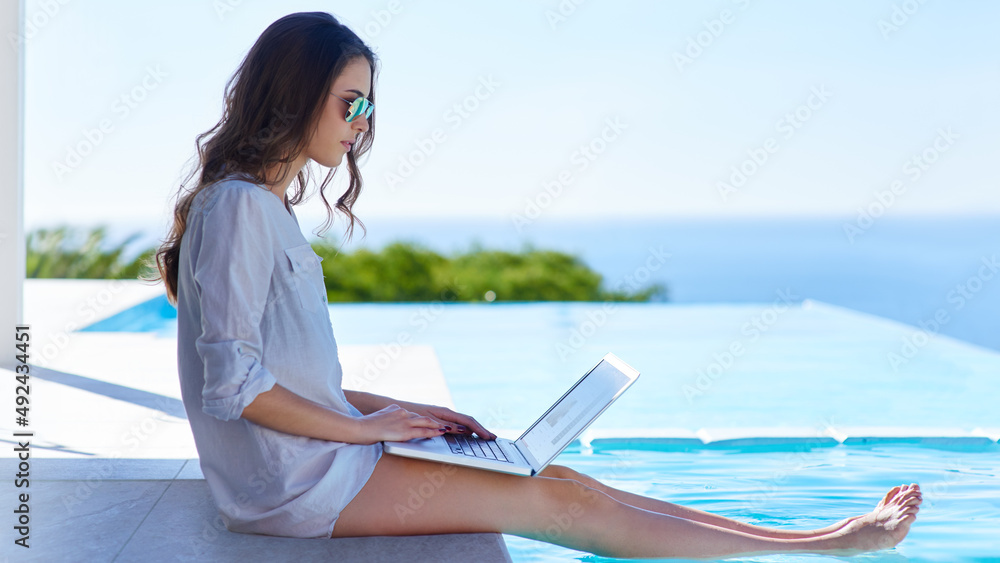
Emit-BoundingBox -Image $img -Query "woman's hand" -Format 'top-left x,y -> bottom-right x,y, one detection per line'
404,403 -> 497,441
353,404 -> 449,444
341,390 -> 497,441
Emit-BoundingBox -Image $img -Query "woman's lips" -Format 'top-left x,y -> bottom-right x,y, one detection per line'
341,141 -> 352,151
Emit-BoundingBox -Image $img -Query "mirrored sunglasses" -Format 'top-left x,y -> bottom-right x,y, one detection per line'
331,94 -> 374,122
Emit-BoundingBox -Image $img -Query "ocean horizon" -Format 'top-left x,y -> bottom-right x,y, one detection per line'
32,214 -> 1000,352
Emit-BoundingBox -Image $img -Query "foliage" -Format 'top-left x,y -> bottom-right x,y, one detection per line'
313,240 -> 668,303
25,226 -> 668,302
314,241 -> 450,302
26,226 -> 155,280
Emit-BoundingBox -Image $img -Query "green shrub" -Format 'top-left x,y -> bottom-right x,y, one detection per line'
313,240 -> 667,303
26,226 -> 154,280
26,225 -> 668,302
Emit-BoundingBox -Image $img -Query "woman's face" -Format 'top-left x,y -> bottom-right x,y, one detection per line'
305,57 -> 372,168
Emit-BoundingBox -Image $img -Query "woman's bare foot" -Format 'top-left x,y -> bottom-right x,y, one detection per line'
802,483 -> 913,537
826,483 -> 922,553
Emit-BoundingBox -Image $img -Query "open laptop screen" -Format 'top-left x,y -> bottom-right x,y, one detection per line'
516,356 -> 637,468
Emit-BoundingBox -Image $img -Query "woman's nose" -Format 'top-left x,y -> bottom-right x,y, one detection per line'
352,114 -> 370,133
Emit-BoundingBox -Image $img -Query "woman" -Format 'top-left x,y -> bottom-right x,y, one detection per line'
152,11 -> 921,559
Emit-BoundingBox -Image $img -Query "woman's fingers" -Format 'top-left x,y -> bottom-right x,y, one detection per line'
449,413 -> 495,440
412,414 -> 446,430
392,405 -> 497,441
413,407 -> 465,434
421,414 -> 456,431
393,408 -> 441,428
368,406 -> 449,442
452,415 -> 493,439
403,415 -> 448,440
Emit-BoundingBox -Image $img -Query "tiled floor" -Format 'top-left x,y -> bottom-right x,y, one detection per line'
0,458 -> 512,562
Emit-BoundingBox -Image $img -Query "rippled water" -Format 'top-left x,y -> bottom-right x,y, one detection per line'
503,443 -> 1000,561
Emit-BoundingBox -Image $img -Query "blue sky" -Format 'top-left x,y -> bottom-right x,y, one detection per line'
21,0 -> 1000,238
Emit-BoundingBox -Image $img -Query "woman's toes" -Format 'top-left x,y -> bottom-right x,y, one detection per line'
879,485 -> 902,507
894,488 -> 921,504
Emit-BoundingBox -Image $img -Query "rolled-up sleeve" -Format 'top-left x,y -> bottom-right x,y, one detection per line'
192,187 -> 278,421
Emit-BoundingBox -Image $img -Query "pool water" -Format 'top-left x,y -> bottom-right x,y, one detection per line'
504,442 -> 1000,561
88,299 -> 1000,430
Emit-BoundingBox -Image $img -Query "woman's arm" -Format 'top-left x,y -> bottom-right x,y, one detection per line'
344,390 -> 496,440
342,389 -> 398,415
241,383 -> 448,444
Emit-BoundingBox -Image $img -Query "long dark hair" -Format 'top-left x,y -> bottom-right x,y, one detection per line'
147,12 -> 377,305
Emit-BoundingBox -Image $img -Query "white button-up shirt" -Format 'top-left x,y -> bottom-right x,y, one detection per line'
176,176 -> 382,538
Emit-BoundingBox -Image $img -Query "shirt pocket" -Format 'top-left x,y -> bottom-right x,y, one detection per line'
282,243 -> 327,313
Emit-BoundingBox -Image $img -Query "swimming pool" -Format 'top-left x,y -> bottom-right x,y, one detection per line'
505,442 -> 1000,561
84,299 -> 1000,430
82,299 -> 1000,559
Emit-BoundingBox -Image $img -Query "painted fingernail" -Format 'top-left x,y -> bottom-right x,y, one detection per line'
457,425 -> 467,431
444,425 -> 452,430
439,428 -> 447,432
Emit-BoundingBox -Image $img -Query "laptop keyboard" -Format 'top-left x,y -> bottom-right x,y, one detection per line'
444,434 -> 511,463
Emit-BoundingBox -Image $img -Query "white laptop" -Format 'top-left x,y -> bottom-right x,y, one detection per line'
382,352 -> 640,476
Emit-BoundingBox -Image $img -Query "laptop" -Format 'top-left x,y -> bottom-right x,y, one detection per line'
382,352 -> 640,476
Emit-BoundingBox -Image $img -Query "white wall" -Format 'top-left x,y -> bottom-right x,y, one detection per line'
1,0 -> 26,370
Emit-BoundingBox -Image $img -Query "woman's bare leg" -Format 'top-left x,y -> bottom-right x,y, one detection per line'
539,465 -> 922,540
331,455 -> 919,559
